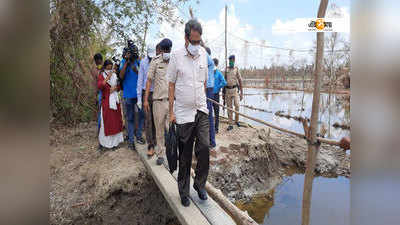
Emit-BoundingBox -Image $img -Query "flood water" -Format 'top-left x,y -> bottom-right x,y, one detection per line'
227,88 -> 350,224
235,169 -> 350,225
223,88 -> 350,140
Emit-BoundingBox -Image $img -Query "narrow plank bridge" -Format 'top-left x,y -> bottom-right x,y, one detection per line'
136,144 -> 237,225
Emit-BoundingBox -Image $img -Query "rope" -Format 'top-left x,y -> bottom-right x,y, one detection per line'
206,97 -> 341,146
228,32 -> 350,53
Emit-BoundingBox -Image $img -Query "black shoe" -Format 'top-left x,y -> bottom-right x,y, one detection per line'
156,157 -> 164,165
236,122 -> 241,127
181,196 -> 190,207
128,143 -> 136,151
193,184 -> 208,200
136,137 -> 145,145
227,125 -> 233,131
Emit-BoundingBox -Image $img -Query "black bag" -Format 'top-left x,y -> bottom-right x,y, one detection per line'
165,122 -> 178,173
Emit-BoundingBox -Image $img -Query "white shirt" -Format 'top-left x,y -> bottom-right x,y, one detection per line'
167,46 -> 208,124
137,56 -> 154,101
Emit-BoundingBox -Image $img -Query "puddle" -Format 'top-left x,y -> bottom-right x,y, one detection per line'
235,168 -> 350,225
223,88 -> 350,140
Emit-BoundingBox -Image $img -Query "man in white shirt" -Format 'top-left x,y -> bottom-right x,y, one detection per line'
167,19 -> 210,207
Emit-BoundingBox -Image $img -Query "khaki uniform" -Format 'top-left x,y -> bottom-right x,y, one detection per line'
225,67 -> 242,125
147,55 -> 169,156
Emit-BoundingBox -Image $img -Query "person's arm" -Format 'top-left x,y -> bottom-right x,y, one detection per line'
168,82 -> 176,123
220,70 -> 227,87
204,56 -> 208,94
167,53 -> 177,123
97,72 -> 111,91
144,60 -> 156,111
137,60 -> 145,102
119,53 -> 131,80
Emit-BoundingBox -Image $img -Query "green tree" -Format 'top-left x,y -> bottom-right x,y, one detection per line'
50,0 -> 191,124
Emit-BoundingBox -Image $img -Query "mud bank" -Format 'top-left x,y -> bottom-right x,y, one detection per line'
50,122 -> 180,225
208,120 -> 350,202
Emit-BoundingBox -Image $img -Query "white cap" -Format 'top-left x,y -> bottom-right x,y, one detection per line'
147,46 -> 156,58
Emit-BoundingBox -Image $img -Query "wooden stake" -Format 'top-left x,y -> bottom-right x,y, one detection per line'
301,1 -> 329,225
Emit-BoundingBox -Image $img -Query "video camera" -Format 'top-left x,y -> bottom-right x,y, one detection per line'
122,40 -> 139,62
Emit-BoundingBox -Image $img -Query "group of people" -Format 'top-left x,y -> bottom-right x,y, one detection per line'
90,19 -> 244,207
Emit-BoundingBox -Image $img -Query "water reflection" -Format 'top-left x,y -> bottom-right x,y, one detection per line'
235,169 -> 350,225
228,88 -> 350,140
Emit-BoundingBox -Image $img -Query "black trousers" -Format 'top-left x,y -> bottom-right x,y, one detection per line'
211,92 -> 220,132
142,91 -> 157,148
177,110 -> 210,198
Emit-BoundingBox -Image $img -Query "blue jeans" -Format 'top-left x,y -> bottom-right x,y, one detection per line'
206,88 -> 216,148
124,98 -> 144,144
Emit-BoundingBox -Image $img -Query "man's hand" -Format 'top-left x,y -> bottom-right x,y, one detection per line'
110,86 -> 117,93
124,52 -> 131,60
339,137 -> 350,150
240,92 -> 243,101
105,72 -> 113,81
169,112 -> 176,123
143,100 -> 150,113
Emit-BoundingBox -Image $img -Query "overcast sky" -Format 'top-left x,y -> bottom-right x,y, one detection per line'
145,0 -> 350,69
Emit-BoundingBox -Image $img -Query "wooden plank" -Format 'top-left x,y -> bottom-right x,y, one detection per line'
136,145 -> 211,225
170,172 -> 236,225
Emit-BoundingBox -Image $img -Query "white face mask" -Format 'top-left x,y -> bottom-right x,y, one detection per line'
162,53 -> 170,61
187,42 -> 200,56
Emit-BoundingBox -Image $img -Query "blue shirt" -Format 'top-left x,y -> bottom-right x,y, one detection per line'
120,58 -> 140,99
213,69 -> 227,94
206,54 -> 215,88
137,56 -> 154,101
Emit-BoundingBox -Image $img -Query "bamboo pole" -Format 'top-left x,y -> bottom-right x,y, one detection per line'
301,1 -> 329,225
206,97 -> 340,147
190,169 -> 258,225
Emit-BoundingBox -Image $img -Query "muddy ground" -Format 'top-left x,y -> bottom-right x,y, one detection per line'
49,122 -> 180,225
50,118 -> 350,224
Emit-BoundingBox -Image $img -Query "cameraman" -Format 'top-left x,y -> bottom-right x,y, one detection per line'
119,45 -> 145,151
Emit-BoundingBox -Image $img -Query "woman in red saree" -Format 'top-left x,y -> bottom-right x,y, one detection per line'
97,60 -> 124,149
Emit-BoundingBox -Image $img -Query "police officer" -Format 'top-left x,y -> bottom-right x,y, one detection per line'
225,55 -> 243,131
143,38 -> 173,165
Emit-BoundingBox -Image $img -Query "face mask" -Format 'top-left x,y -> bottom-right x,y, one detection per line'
162,53 -> 170,61
187,42 -> 200,56
229,61 -> 234,68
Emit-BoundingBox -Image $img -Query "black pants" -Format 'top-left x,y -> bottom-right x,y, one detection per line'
177,110 -> 210,198
142,91 -> 157,148
211,92 -> 220,132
